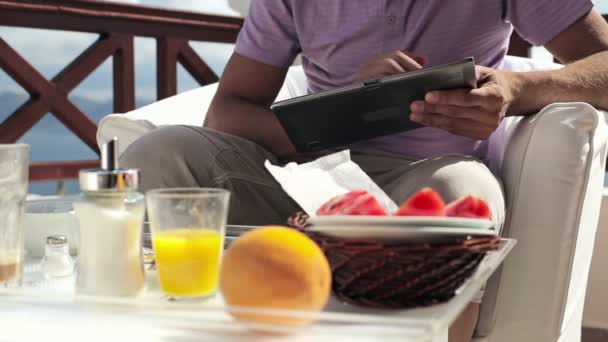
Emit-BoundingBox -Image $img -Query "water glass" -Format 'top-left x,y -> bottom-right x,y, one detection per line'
0,144 -> 29,287
146,188 -> 230,300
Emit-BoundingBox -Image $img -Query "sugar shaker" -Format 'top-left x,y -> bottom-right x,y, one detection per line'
74,138 -> 146,297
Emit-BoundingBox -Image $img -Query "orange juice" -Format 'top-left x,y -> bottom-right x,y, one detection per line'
152,229 -> 222,297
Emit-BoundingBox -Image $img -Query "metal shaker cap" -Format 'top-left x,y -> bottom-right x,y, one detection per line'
78,138 -> 140,192
46,235 -> 68,246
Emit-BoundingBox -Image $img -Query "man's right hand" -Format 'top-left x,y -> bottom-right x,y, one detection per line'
358,51 -> 426,81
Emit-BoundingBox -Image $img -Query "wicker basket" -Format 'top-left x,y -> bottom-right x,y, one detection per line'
288,212 -> 500,309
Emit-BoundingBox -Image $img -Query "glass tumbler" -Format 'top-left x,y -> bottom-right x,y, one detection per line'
146,188 -> 230,300
0,144 -> 29,287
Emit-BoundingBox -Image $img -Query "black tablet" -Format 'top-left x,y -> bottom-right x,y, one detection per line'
271,57 -> 477,153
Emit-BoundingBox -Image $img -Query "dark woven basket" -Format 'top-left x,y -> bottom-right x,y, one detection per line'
288,212 -> 500,309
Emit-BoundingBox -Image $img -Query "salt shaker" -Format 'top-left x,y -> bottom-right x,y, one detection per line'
74,138 -> 146,297
41,235 -> 75,278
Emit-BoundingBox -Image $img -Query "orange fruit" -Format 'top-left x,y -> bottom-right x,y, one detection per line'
220,226 -> 331,326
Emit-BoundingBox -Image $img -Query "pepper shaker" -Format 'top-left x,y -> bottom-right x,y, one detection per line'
74,138 -> 146,297
41,235 -> 75,278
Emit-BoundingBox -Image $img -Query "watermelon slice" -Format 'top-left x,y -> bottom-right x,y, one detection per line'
316,190 -> 387,216
395,188 -> 446,216
445,195 -> 492,219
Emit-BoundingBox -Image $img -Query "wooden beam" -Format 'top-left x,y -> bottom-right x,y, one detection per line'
113,34 -> 135,113
0,38 -> 54,96
3,0 -> 245,26
30,160 -> 100,182
179,43 -> 219,86
47,95 -> 100,154
157,37 -> 181,100
0,36 -> 116,148
0,35 -> 118,141
0,38 -> 54,141
54,34 -> 119,93
0,0 -> 243,43
0,99 -> 49,144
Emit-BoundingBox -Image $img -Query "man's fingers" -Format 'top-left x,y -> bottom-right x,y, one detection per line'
470,87 -> 505,109
361,58 -> 403,80
383,58 -> 406,75
411,55 -> 427,66
425,89 -> 481,107
409,113 -> 495,140
426,85 -> 505,111
410,101 -> 500,126
359,50 -> 426,81
410,112 -> 452,130
391,51 -> 423,71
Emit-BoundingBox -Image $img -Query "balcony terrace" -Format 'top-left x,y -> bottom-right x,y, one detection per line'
2,1 -> 608,341
0,0 -> 242,184
0,0 -> 606,186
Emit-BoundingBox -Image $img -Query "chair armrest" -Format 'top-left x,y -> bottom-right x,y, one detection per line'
478,103 -> 608,340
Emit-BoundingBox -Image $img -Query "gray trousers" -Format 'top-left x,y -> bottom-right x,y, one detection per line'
120,126 -> 505,228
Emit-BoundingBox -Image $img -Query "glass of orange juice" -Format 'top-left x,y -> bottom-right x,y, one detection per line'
146,188 -> 230,300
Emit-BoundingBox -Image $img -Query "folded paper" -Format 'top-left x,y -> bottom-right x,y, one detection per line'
265,150 -> 398,216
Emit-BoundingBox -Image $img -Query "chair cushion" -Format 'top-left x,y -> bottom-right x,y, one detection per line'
97,84 -> 217,156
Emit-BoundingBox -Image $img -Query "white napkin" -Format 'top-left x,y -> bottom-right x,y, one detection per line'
265,150 -> 398,216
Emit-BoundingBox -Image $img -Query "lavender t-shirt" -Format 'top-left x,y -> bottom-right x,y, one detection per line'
235,0 -> 593,160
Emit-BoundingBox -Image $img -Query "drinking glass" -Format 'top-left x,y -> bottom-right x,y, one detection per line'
146,188 -> 230,300
0,144 -> 29,287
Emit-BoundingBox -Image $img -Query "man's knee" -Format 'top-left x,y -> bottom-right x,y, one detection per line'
118,126 -> 226,190
120,125 -> 204,170
421,155 -> 505,225
423,156 -> 498,199
119,126 -> 279,192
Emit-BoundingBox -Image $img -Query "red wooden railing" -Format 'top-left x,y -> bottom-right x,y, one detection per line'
0,0 -> 243,182
0,1 -> 605,183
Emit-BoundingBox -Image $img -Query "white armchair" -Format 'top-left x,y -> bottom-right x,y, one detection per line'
476,102 -> 608,341
97,57 -> 608,341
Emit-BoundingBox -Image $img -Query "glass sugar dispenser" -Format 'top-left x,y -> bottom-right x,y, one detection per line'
74,138 -> 146,297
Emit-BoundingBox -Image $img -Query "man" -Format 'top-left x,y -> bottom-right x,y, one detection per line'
121,1 -> 608,340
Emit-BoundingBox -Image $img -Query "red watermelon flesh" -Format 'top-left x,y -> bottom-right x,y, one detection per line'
395,188 -> 446,216
445,195 -> 492,219
316,190 -> 387,216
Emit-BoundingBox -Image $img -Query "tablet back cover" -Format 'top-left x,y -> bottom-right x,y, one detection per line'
271,58 -> 476,153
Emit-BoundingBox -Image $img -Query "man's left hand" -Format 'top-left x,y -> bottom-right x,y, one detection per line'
409,66 -> 516,140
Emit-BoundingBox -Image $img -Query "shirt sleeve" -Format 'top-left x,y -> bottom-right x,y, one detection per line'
234,0 -> 301,68
505,0 -> 594,46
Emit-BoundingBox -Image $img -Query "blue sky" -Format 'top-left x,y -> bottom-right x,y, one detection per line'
597,0 -> 608,12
